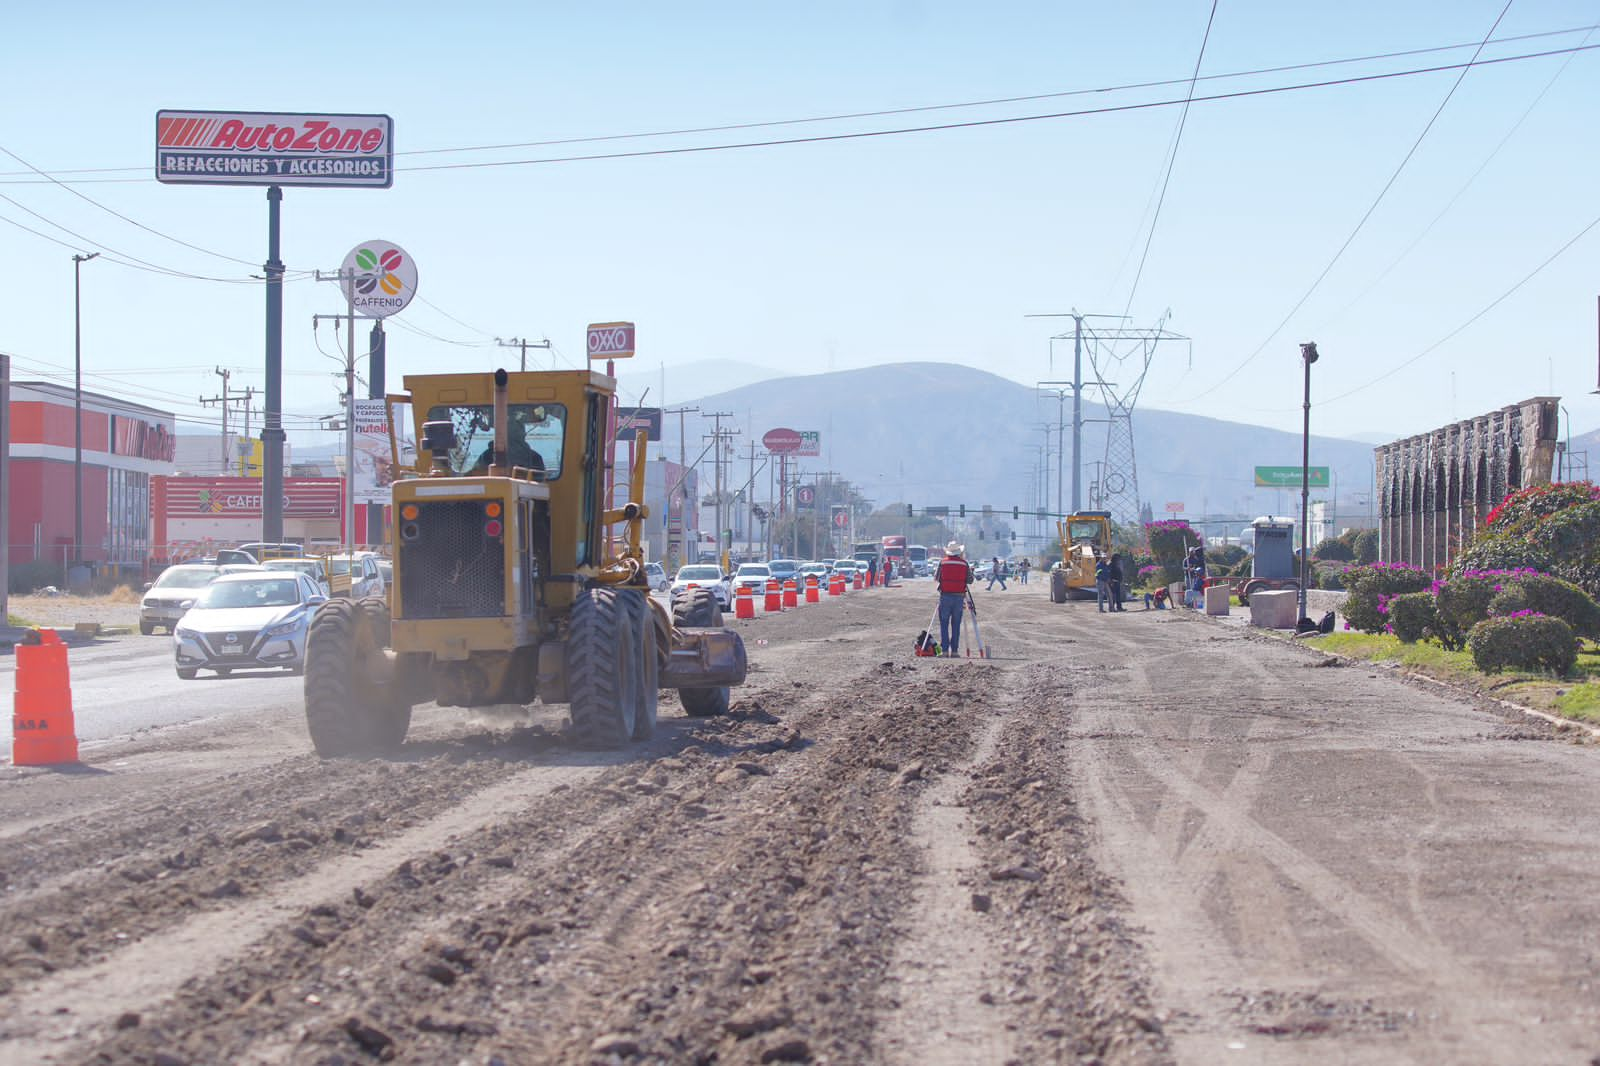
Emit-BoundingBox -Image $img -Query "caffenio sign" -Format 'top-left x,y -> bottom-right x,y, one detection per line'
340,240 -> 418,318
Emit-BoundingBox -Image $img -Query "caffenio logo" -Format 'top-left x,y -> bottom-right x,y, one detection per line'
195,490 -> 289,513
340,239 -> 417,319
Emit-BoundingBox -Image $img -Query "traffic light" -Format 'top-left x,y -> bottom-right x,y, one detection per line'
959,504 -> 966,517
1012,506 -> 1019,520
1010,530 -> 1016,542
905,503 -> 914,517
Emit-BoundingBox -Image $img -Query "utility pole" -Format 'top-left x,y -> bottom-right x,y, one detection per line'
702,412 -> 736,567
200,367 -> 231,474
200,369 -> 258,475
666,406 -> 699,570
496,336 -> 552,372
315,268 -> 365,549
71,251 -> 99,568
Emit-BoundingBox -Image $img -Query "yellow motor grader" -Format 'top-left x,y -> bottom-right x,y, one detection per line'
301,367 -> 746,756
1049,510 -> 1113,603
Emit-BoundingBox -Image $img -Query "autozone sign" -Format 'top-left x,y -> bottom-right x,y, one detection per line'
586,322 -> 636,360
155,110 -> 394,188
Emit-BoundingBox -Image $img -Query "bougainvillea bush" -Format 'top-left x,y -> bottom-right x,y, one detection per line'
1386,591 -> 1437,644
1431,569 -> 1539,650
1144,520 -> 1200,564
1525,500 -> 1600,595
1342,562 -> 1431,633
1484,481 -> 1600,536
1448,532 -> 1551,579
1466,613 -> 1578,676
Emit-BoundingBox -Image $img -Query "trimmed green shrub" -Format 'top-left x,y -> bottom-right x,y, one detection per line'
1487,573 -> 1600,640
1343,562 -> 1431,633
1387,592 -> 1436,644
1315,536 -> 1355,562
1207,544 -> 1248,569
1467,614 -> 1578,676
1353,529 -> 1379,564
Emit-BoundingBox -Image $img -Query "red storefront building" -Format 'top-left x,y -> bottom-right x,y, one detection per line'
8,381 -> 176,578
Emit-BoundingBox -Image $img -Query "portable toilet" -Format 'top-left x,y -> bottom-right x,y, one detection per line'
1251,516 -> 1298,581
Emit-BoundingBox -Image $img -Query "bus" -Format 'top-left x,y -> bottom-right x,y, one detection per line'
881,535 -> 908,577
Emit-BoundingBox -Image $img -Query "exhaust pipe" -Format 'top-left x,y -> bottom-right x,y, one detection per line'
491,368 -> 509,474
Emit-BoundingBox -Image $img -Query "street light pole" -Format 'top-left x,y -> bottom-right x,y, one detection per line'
1299,341 -> 1320,624
71,252 -> 100,568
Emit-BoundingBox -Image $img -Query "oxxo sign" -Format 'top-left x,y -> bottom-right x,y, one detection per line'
586,322 -> 636,360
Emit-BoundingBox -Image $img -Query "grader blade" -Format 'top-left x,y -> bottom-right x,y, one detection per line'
661,628 -> 747,689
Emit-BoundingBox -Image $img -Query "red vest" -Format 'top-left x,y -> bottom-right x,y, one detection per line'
937,557 -> 970,593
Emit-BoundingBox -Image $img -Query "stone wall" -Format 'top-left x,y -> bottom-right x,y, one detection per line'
1374,397 -> 1558,571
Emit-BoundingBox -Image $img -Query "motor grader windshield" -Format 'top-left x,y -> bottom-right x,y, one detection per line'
1067,520 -> 1105,544
423,402 -> 567,477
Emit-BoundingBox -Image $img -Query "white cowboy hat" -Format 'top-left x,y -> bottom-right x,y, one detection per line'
946,541 -> 965,557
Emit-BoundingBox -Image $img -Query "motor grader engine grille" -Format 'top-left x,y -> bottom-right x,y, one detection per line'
398,499 -> 506,619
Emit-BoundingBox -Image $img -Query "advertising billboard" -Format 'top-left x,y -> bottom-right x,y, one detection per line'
353,399 -> 412,504
616,406 -> 662,441
155,110 -> 394,188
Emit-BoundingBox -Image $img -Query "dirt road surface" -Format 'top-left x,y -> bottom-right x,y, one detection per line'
2,584 -> 1598,1064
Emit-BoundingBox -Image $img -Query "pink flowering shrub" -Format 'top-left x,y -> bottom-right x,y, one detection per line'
1342,562 -> 1431,633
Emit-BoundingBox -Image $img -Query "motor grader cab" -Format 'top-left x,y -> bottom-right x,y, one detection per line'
301,367 -> 747,756
1049,511 -> 1112,603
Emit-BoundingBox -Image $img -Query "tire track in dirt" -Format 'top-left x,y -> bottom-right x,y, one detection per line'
1062,604 -> 1577,1061
0,754 -> 628,1063
878,691 -> 1015,1065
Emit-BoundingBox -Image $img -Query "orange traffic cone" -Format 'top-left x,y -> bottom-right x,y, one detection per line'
13,628 -> 79,766
734,585 -> 756,619
764,580 -> 783,613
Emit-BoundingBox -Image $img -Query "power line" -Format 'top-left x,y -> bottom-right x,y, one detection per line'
1183,1 -> 1517,401
1312,20 -> 1599,333
395,41 -> 1600,174
1319,209 -> 1600,407
8,22 -> 1594,183
1121,0 -> 1218,319
0,141 -> 263,267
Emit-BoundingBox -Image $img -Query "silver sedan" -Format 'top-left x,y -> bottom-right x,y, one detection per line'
172,572 -> 327,679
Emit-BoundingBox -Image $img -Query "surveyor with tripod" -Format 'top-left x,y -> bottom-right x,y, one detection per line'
935,541 -> 973,657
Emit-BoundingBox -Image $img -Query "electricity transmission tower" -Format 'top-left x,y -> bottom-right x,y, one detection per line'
1029,310 -> 1190,529
1084,311 -> 1188,528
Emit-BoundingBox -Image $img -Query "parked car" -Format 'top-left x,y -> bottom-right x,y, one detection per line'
671,564 -> 731,610
643,562 -> 670,593
261,558 -> 333,596
732,563 -> 773,596
140,564 -> 227,635
319,553 -> 385,599
766,559 -> 801,588
799,562 -> 831,586
375,559 -> 392,591
172,571 -> 327,679
236,541 -> 305,561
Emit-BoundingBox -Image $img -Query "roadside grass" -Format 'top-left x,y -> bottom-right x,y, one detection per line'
1305,632 -> 1600,725
7,614 -> 34,628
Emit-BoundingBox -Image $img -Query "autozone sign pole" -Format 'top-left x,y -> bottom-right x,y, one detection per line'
156,109 -> 395,543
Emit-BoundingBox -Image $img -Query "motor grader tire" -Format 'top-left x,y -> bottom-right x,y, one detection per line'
1050,569 -> 1068,604
304,598 -> 411,758
623,591 -> 660,742
672,587 -> 730,718
568,587 -> 638,750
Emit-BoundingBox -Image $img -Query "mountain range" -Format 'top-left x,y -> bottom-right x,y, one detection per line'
668,362 -> 1383,531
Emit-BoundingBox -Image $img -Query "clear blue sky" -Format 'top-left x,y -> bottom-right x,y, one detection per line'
5,1 -> 1599,454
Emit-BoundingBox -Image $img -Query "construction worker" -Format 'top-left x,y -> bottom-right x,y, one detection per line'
936,541 -> 973,656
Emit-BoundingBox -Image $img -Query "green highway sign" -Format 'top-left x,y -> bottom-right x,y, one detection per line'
1254,466 -> 1329,488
